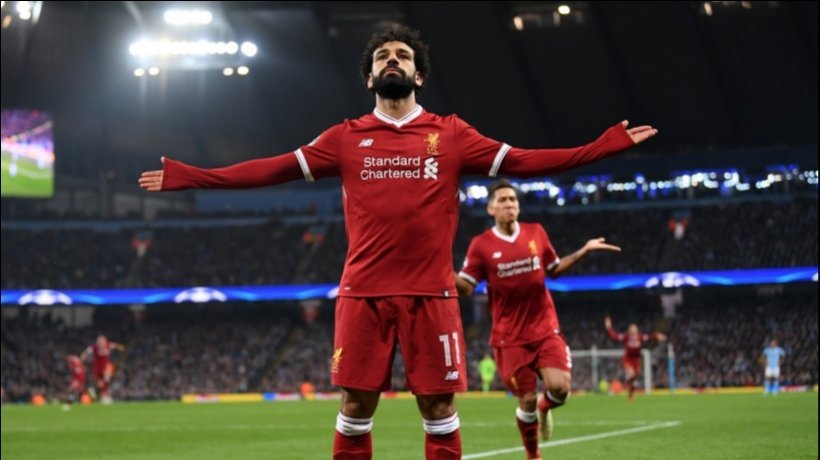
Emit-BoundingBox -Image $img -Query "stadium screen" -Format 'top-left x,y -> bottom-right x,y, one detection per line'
1,109 -> 55,198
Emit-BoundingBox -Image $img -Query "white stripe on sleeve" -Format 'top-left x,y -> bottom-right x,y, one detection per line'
457,271 -> 478,286
488,144 -> 511,177
293,148 -> 315,182
547,257 -> 560,271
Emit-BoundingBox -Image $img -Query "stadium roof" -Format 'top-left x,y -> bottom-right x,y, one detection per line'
1,1 -> 816,183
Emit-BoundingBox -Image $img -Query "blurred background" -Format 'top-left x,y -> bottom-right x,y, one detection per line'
0,1 -> 817,402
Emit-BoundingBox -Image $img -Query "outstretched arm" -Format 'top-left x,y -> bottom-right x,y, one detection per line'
653,333 -> 667,343
548,238 -> 621,279
499,121 -> 657,178
604,316 -> 620,341
139,154 -> 305,192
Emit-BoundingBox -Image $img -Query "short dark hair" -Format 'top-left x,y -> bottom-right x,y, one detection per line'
360,24 -> 431,94
488,179 -> 517,202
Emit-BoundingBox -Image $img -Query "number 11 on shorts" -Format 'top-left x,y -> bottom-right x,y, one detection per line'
439,332 -> 461,367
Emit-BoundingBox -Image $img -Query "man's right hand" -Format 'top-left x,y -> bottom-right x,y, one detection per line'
138,157 -> 165,192
622,120 -> 658,145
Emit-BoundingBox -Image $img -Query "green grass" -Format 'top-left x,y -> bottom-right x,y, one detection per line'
1,152 -> 54,198
2,392 -> 817,459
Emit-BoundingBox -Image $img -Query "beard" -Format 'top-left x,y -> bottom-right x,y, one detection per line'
371,68 -> 416,100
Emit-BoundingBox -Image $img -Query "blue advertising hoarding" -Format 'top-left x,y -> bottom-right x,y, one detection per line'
2,267 -> 816,307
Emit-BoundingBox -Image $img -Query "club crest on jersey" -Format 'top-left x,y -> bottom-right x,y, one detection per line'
528,240 -> 542,270
331,347 -> 343,373
426,132 -> 440,156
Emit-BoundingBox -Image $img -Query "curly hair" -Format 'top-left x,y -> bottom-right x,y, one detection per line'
488,179 -> 518,202
360,24 -> 431,94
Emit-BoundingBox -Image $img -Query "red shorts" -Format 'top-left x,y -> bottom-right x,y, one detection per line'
68,377 -> 85,392
93,362 -> 114,381
494,334 -> 571,396
622,357 -> 641,374
332,296 -> 467,395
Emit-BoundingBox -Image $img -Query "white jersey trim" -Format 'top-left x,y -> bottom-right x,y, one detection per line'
491,222 -> 520,243
489,143 -> 511,177
293,149 -> 315,182
547,257 -> 561,271
373,105 -> 423,127
457,271 -> 478,286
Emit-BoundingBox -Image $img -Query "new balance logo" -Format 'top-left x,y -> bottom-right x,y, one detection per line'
492,251 -> 502,259
358,139 -> 374,147
444,371 -> 460,381
424,157 -> 438,180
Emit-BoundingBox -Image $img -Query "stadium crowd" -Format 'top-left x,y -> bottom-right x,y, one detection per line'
1,293 -> 816,402
2,200 -> 816,290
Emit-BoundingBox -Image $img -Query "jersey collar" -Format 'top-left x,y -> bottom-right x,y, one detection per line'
373,105 -> 423,127
491,222 -> 520,243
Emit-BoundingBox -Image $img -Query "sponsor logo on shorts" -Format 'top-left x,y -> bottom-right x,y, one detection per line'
444,371 -> 460,381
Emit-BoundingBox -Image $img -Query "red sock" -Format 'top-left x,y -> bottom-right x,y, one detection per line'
516,418 -> 540,459
333,431 -> 372,460
425,430 -> 461,460
538,390 -> 565,412
537,394 -> 550,412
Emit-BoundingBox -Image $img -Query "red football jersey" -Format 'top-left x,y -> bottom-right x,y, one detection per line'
607,328 -> 654,359
68,356 -> 85,379
459,222 -> 561,347
86,343 -> 112,369
297,107 -> 503,297
161,106 -> 635,297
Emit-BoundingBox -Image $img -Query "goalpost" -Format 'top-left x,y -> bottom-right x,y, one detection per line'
571,344 -> 675,394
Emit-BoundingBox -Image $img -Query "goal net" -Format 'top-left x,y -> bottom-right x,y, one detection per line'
570,346 -> 673,394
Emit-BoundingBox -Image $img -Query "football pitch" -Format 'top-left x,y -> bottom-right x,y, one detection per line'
0,152 -> 54,198
2,392 -> 817,459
